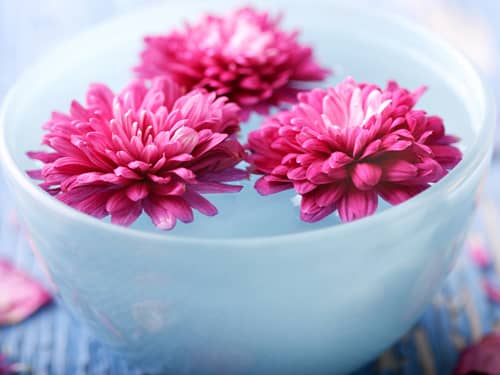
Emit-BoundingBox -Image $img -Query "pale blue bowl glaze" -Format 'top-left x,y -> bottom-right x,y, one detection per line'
0,0 -> 496,374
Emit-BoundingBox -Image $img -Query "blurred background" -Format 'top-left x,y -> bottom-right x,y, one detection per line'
0,1 -> 499,374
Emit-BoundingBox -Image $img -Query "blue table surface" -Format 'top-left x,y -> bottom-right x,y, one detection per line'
1,1 -> 500,374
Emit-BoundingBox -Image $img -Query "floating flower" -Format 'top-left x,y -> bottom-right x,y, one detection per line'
135,7 -> 329,119
0,259 -> 51,326
453,333 -> 500,375
247,77 -> 462,223
28,77 -> 247,230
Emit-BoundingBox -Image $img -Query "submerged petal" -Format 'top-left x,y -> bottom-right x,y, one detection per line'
337,188 -> 378,222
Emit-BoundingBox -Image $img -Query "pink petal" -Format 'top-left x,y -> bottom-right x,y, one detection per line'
128,160 -> 151,172
414,157 -> 446,183
120,80 -> 149,111
352,129 -> 371,158
114,167 -> 142,180
453,333 -> 500,375
351,163 -> 382,191
305,161 -> 325,182
155,76 -> 186,109
110,203 -> 143,227
183,191 -> 218,216
0,260 -> 51,326
168,153 -> 194,163
171,168 -> 197,182
287,166 -> 307,180
322,94 -> 347,128
325,152 -> 353,170
255,176 -> 293,196
148,174 -> 172,185
151,180 -> 186,196
382,159 -> 418,182
143,199 -> 177,230
193,133 -> 228,156
300,194 -> 336,223
69,100 -> 90,120
377,184 -> 427,205
52,156 -> 95,173
172,126 -> 200,154
337,188 -> 378,222
360,139 -> 382,159
176,92 -> 210,126
86,83 -> 115,119
26,170 -> 43,179
240,75 -> 262,90
126,183 -> 149,202
106,191 -> 134,214
430,144 -> 463,169
157,196 -> 194,224
61,172 -> 109,191
469,240 -> 491,269
58,188 -> 111,219
191,182 -> 243,194
294,180 -> 317,195
27,151 -> 59,163
315,183 -> 346,207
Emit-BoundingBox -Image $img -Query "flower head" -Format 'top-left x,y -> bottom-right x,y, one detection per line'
135,7 -> 329,119
247,77 -> 462,223
28,77 -> 248,230
453,333 -> 500,375
0,259 -> 51,326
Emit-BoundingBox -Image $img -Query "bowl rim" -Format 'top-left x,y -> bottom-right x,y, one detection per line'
0,0 -> 496,246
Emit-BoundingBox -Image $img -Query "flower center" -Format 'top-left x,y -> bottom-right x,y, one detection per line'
226,19 -> 274,57
323,87 -> 392,129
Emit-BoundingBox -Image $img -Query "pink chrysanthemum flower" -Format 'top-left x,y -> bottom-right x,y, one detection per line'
28,77 -> 248,230
134,7 -> 329,119
247,77 -> 462,223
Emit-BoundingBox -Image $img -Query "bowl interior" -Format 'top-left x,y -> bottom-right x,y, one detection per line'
1,0 -> 487,238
